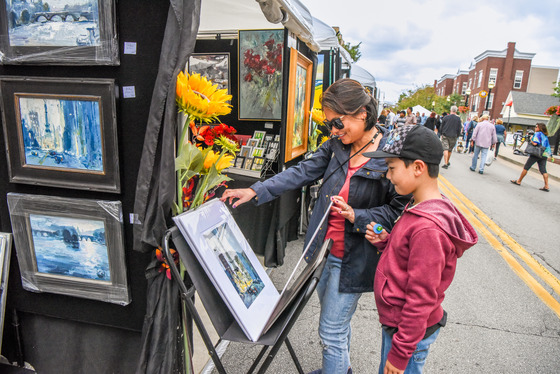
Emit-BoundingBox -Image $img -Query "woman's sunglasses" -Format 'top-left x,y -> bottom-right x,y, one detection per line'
323,115 -> 345,130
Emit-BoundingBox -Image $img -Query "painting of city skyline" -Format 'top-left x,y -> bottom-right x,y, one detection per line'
17,94 -> 104,172
5,0 -> 100,47
204,222 -> 264,308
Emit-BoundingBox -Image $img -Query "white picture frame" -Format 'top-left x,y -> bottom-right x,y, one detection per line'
173,199 -> 280,341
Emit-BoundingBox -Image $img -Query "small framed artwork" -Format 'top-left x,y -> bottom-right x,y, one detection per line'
240,145 -> 253,158
0,0 -> 119,65
238,29 -> 284,120
266,149 -> 278,160
246,138 -> 260,148
173,199 -> 280,341
234,156 -> 245,168
188,53 -> 230,93
244,157 -> 254,170
252,130 -> 266,146
252,147 -> 265,158
251,156 -> 265,172
285,48 -> 312,162
0,76 -> 120,193
0,232 -> 12,352
7,193 -> 130,305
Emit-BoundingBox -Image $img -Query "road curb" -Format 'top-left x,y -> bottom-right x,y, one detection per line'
498,155 -> 560,183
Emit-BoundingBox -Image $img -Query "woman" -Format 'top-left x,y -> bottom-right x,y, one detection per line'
377,109 -> 387,126
510,123 -> 551,191
221,79 -> 408,374
424,111 -> 437,131
493,119 -> 506,158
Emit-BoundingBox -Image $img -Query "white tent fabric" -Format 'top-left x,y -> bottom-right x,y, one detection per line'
350,64 -> 376,89
412,105 -> 431,116
198,0 -> 320,51
312,17 -> 339,50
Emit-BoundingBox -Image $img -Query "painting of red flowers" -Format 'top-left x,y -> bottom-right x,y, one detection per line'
238,29 -> 284,120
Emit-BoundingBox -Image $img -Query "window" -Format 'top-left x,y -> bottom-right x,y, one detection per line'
477,70 -> 483,88
462,82 -> 467,94
473,96 -> 479,111
469,78 -> 472,89
514,70 -> 523,89
489,68 -> 498,85
487,93 -> 494,109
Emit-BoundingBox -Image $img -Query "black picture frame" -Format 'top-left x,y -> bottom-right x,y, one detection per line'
7,193 -> 130,305
0,76 -> 120,193
0,0 -> 119,65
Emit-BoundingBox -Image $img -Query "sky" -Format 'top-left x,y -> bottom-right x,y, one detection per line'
301,0 -> 560,103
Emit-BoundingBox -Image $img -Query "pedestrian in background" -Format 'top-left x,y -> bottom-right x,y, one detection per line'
415,112 -> 422,125
420,112 -> 427,126
386,108 -> 396,130
469,114 -> 497,174
493,119 -> 506,159
464,116 -> 478,153
405,107 -> 417,125
378,109 -> 387,126
510,122 -> 552,191
440,106 -> 462,169
424,112 -> 437,131
395,110 -> 407,129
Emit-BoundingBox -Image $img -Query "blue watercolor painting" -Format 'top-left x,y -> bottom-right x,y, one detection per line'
204,222 -> 264,309
29,214 -> 110,281
6,0 -> 100,47
17,96 -> 103,172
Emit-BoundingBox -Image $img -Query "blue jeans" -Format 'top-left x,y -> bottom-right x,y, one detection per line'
379,328 -> 440,374
471,145 -> 489,172
316,254 -> 362,374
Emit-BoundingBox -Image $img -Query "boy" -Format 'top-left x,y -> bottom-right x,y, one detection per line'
363,125 -> 478,374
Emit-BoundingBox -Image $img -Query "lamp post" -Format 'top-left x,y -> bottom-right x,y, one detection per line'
485,81 -> 495,112
465,88 -> 471,108
432,101 -> 435,111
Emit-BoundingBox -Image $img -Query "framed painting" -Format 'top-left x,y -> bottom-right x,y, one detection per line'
7,193 -> 130,305
0,232 -> 12,353
188,53 -> 230,93
173,199 -> 280,341
0,76 -> 120,193
238,29 -> 284,120
0,0 -> 119,65
285,48 -> 313,162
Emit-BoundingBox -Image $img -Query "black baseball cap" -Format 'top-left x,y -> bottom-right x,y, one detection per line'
364,125 -> 443,164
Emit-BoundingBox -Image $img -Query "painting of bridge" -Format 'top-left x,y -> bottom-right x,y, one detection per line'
17,94 -> 104,173
29,213 -> 110,281
6,0 -> 100,47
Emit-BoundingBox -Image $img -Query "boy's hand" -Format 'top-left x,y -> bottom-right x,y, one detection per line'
365,222 -> 388,244
384,360 -> 404,374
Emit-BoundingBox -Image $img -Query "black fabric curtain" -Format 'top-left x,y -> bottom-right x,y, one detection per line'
133,0 -> 201,372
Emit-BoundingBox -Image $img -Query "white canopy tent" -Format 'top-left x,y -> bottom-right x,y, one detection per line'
412,105 -> 431,116
198,0 -> 322,52
349,63 -> 376,90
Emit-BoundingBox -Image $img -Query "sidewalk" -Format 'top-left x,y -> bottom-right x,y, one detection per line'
496,144 -> 560,182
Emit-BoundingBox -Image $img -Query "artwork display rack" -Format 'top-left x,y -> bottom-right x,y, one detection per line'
163,226 -> 328,374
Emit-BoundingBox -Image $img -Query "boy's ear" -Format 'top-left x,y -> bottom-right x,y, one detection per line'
413,160 -> 427,176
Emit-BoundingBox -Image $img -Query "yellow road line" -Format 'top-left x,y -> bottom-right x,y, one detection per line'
438,181 -> 560,319
439,176 -> 560,296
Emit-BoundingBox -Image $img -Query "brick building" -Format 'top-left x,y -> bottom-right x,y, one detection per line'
434,42 -> 559,120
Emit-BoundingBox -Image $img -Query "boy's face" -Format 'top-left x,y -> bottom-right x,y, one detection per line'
385,158 -> 416,195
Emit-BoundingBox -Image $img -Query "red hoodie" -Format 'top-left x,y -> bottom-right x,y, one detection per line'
374,197 -> 478,370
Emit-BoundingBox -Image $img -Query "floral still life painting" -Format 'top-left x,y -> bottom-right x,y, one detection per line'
238,29 -> 284,120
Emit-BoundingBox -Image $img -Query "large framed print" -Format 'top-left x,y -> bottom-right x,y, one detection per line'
285,48 -> 312,162
0,76 -> 120,193
0,232 -> 12,353
7,193 -> 130,305
238,29 -> 284,120
173,199 -> 280,342
188,53 -> 230,93
0,0 -> 119,65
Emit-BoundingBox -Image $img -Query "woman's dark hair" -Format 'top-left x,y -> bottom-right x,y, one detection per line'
430,111 -> 436,118
536,122 -> 548,135
321,78 -> 378,130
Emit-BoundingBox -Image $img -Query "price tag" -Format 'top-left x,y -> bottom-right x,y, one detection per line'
124,42 -> 137,55
123,86 -> 136,99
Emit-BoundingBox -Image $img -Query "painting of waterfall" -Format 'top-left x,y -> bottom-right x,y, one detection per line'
17,95 -> 103,172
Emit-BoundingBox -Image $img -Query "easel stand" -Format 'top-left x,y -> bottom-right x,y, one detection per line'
163,227 -> 327,374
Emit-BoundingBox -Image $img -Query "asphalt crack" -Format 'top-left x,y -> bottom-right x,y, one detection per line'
450,321 -> 560,339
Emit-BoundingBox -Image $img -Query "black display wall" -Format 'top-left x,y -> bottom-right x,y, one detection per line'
0,2 -> 169,372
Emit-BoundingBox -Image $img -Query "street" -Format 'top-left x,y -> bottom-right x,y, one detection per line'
207,150 -> 560,374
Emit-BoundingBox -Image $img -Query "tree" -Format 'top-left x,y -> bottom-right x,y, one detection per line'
341,41 -> 362,62
395,85 -> 436,112
553,81 -> 560,98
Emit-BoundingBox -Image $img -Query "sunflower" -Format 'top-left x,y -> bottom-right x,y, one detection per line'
176,71 -> 233,123
311,108 -> 326,124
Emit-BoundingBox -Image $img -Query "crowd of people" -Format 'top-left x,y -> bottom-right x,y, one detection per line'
378,105 -> 552,185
